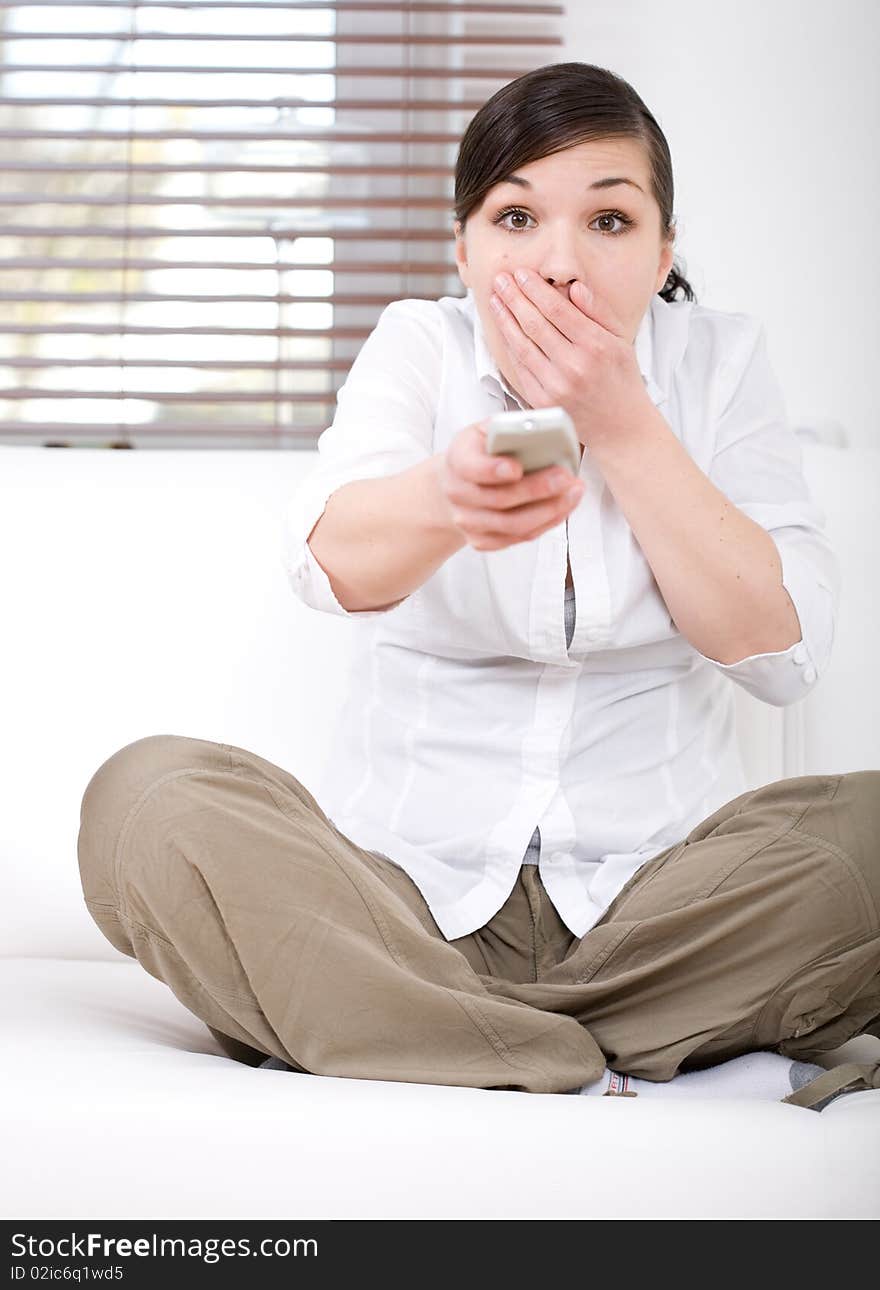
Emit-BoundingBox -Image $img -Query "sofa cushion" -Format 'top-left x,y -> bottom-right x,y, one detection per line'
3,958 -> 878,1219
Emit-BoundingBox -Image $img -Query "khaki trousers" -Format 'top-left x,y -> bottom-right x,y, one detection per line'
77,735 -> 880,1094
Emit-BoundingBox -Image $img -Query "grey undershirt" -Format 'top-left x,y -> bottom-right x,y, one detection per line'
522,580 -> 576,865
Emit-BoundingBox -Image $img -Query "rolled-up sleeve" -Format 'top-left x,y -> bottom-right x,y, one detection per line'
280,298 -> 441,617
693,319 -> 841,707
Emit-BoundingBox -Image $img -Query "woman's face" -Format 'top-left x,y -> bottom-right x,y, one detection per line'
454,137 -> 675,400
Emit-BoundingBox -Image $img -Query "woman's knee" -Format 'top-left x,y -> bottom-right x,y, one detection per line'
77,734 -> 226,930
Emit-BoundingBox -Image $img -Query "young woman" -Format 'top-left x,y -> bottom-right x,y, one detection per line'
78,63 -> 880,1109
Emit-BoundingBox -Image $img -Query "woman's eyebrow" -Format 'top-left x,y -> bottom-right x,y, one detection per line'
498,174 -> 644,195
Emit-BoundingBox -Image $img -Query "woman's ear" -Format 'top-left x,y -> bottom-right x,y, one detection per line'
454,221 -> 470,289
656,239 -> 675,292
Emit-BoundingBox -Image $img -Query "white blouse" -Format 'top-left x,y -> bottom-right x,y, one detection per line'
280,288 -> 840,942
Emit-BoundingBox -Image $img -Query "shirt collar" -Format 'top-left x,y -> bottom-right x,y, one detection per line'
463,286 -> 666,408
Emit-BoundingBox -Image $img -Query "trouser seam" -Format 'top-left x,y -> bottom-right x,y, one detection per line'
106,760 -> 413,1015
113,764 -> 234,923
236,760 -> 561,1083
678,779 -> 837,907
124,917 -> 268,1009
574,923 -> 638,985
522,868 -> 541,984
686,816 -> 801,905
572,803 -> 826,985
788,825 -> 878,931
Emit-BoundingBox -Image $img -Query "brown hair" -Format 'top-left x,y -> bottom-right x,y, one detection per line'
453,61 -> 695,304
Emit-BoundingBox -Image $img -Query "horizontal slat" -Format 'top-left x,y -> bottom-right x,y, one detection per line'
0,388 -> 340,403
0,323 -> 397,337
1,64 -> 530,78
0,2 -> 562,10
0,225 -> 455,240
0,257 -> 456,273
0,421 -> 333,439
1,32 -> 562,44
0,130 -> 464,142
0,195 -> 456,209
0,358 -> 356,370
0,97 -> 487,110
0,290 -> 434,304
0,164 -> 457,176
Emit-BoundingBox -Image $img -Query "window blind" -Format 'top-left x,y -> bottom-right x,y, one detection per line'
0,0 -> 564,448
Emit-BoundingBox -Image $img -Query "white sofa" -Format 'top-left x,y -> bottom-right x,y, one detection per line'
1,435 -> 878,1221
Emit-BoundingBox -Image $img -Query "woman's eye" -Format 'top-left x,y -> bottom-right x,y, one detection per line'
595,212 -> 629,235
495,208 -> 533,231
492,208 -> 633,236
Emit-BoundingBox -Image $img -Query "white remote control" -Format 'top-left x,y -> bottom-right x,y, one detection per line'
484,406 -> 581,479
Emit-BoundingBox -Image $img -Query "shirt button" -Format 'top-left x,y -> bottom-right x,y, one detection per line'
583,628 -> 602,642
792,643 -> 807,664
803,664 -> 817,684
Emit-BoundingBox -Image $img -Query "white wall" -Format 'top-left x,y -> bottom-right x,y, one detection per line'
562,0 -> 879,452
